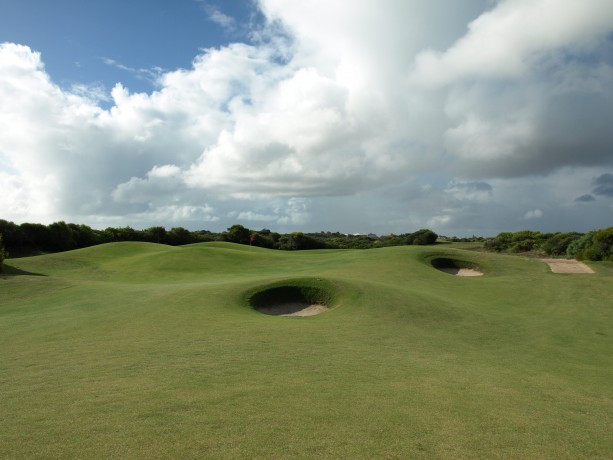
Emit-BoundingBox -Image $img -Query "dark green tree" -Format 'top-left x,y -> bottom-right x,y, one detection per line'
68,223 -> 102,248
409,229 -> 438,245
47,221 -> 77,252
144,226 -> 168,244
276,234 -> 296,250
0,220 -> 20,250
0,233 -> 7,272
102,226 -> 141,243
168,227 -> 194,246
276,232 -> 327,250
222,224 -> 251,245
250,230 -> 276,249
19,223 -> 50,252
191,230 -> 218,242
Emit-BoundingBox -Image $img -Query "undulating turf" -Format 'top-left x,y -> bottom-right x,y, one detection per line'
1,242 -> 612,458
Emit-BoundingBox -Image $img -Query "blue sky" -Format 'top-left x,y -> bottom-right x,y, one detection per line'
1,1 -> 612,236
0,0 -> 260,94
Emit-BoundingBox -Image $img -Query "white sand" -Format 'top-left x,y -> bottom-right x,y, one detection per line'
256,302 -> 329,316
439,267 -> 483,277
540,259 -> 594,274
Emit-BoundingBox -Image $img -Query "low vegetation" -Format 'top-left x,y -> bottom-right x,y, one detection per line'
567,227 -> 613,261
483,227 -> 613,261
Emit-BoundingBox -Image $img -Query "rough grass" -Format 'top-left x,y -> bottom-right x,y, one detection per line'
1,242 -> 612,458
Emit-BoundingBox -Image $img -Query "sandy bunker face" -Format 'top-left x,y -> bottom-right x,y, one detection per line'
540,258 -> 595,274
257,303 -> 329,317
250,285 -> 332,317
431,258 -> 483,277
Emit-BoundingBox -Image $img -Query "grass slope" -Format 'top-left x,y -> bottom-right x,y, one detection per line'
1,242 -> 612,458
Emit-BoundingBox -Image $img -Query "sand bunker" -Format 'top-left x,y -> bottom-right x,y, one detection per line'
257,302 -> 329,317
437,267 -> 484,277
431,258 -> 483,277
250,282 -> 334,317
540,259 -> 594,274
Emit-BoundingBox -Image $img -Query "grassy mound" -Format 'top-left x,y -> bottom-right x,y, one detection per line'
1,242 -> 612,458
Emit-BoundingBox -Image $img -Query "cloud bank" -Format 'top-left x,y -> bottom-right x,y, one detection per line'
1,0 -> 612,235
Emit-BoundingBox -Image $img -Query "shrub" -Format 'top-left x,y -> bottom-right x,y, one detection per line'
409,229 -> 438,245
509,230 -> 545,252
585,227 -> 613,261
541,232 -> 583,257
484,232 -> 514,252
565,228 -> 613,261
276,232 -> 327,250
567,232 -> 595,259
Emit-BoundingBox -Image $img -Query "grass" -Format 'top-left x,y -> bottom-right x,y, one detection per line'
1,242 -> 612,458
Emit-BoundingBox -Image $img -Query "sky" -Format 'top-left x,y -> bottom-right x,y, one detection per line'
1,0 -> 612,236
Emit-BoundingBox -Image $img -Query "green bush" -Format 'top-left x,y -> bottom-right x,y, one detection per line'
484,232 -> 512,252
276,232 -> 327,250
485,230 -> 590,256
484,231 -> 533,252
567,232 -> 595,259
541,232 -> 583,257
566,228 -> 613,261
586,227 -> 613,261
409,229 -> 438,245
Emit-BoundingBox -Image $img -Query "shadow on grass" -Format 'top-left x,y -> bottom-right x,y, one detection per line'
1,264 -> 46,278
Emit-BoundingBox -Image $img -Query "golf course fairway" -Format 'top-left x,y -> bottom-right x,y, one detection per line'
1,242 -> 612,458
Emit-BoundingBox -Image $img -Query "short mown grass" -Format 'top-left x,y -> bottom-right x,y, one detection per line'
1,242 -> 612,458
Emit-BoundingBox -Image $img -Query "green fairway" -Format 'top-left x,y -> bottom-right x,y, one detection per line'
1,242 -> 612,458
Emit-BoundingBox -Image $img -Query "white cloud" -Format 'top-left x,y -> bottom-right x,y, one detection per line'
1,0 -> 613,234
102,58 -> 165,85
134,205 -> 219,224
236,211 -> 277,222
112,165 -> 185,205
70,83 -> 110,104
428,214 -> 452,228
524,209 -> 543,220
276,198 -> 311,226
200,3 -> 237,32
445,180 -> 493,202
409,0 -> 613,87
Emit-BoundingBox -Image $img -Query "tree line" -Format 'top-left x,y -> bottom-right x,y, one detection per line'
0,219 -> 438,262
0,233 -> 7,271
2,219 -> 611,271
